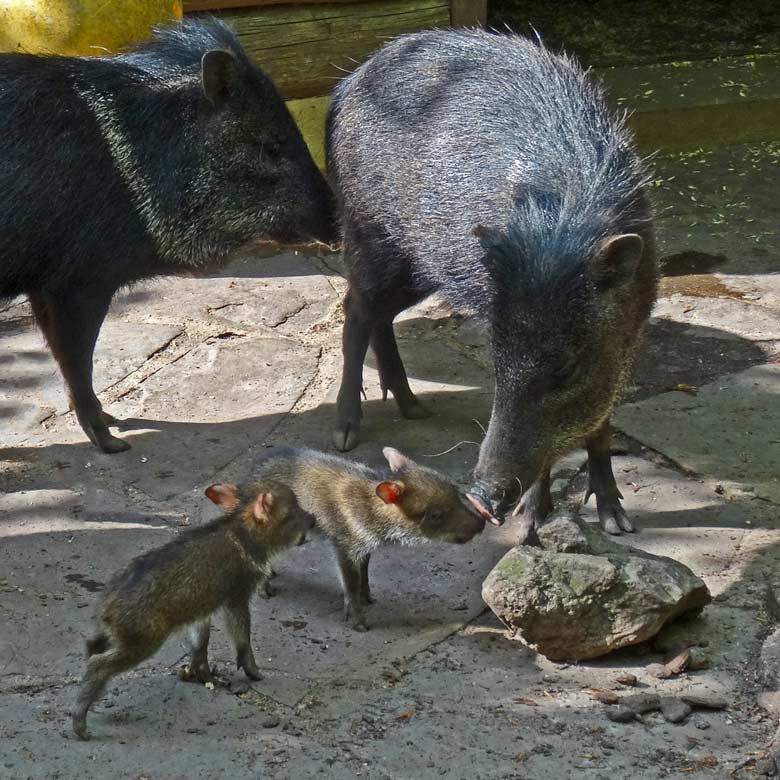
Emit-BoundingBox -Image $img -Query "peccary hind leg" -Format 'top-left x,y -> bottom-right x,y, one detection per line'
334,288 -> 372,452
585,420 -> 633,535
370,286 -> 429,420
182,620 -> 213,683
72,643 -> 152,740
29,290 -> 129,454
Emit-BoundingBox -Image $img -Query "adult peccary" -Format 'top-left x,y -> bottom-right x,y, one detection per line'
0,19 -> 336,453
326,29 -> 657,541
243,446 -> 495,630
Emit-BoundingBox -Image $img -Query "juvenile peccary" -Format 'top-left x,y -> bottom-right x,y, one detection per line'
241,446 -> 496,631
0,19 -> 336,453
326,30 -> 657,540
72,480 -> 313,740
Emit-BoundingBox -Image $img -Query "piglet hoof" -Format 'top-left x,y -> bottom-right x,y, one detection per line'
352,621 -> 370,633
71,714 -> 90,741
262,581 -> 277,599
239,657 -> 263,681
333,424 -> 360,452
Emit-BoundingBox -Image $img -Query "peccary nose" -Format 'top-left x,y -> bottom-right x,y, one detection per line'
466,483 -> 503,527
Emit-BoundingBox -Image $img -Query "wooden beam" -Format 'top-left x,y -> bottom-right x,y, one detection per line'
184,0 -> 364,11
450,0 -> 486,27
214,0 -> 451,100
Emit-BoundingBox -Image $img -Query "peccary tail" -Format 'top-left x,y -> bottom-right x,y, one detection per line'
86,632 -> 110,656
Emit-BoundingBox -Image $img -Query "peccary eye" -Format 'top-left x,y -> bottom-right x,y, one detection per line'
551,360 -> 581,390
262,142 -> 282,162
425,509 -> 445,526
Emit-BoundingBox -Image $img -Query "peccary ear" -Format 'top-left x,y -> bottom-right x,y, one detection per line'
204,483 -> 240,510
592,234 -> 644,290
383,447 -> 412,472
376,481 -> 405,504
252,492 -> 274,523
201,49 -> 239,109
473,224 -> 509,282
472,224 -> 504,252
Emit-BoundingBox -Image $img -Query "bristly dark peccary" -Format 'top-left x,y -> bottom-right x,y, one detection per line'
326,29 -> 657,540
0,19 -> 337,454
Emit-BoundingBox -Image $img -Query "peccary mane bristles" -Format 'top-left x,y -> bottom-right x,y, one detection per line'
118,17 -> 247,74
488,35 -> 652,295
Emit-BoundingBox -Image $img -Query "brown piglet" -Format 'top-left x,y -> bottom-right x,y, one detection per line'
236,446 -> 499,631
72,480 -> 313,740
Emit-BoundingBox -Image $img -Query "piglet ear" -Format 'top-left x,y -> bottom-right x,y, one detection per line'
376,481 -> 405,504
252,492 -> 274,523
201,49 -> 239,109
204,483 -> 240,510
382,447 -> 412,472
591,233 -> 644,290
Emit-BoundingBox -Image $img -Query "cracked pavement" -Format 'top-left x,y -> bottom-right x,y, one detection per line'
2,142 -> 780,779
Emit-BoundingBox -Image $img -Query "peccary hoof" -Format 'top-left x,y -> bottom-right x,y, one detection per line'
98,436 -> 131,454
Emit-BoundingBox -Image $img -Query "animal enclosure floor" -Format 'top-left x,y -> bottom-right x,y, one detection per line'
2,142 -> 780,778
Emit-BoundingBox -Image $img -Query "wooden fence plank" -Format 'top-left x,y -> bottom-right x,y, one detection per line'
205,0 -> 450,99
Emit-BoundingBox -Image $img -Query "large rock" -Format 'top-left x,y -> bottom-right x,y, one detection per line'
482,514 -> 711,661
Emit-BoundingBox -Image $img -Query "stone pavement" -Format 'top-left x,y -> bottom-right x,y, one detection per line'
1,142 -> 780,779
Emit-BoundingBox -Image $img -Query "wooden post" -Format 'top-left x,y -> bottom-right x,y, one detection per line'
450,0 -> 486,27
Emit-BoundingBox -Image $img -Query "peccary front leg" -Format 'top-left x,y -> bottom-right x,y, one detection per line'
29,290 -> 129,454
333,288 -> 372,452
371,320 -> 430,420
336,548 -> 368,631
585,420 -> 633,535
359,555 -> 374,605
223,598 -> 262,680
514,470 -> 551,547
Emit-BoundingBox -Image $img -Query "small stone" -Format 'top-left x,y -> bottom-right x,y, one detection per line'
587,688 -> 620,705
616,674 -> 638,687
664,648 -> 691,675
622,693 -> 661,715
687,647 -> 710,671
680,693 -> 728,710
694,718 -> 711,730
262,716 -> 280,728
758,692 -> 780,717
647,663 -> 672,679
659,697 -> 692,724
606,706 -> 636,723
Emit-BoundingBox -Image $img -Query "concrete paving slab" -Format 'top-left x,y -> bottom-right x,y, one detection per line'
615,363 -> 780,503
92,335 -> 320,500
653,295 -> 780,341
111,249 -> 339,335
0,317 -> 181,443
